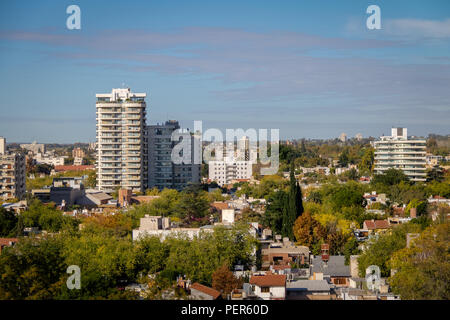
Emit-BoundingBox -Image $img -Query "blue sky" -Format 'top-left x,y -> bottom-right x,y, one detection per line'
0,0 -> 449,143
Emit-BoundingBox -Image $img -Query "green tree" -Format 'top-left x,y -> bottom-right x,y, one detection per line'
372,168 -> 409,186
282,162 -> 303,240
389,222 -> 450,300
357,223 -> 421,277
262,190 -> 287,235
358,148 -> 374,175
0,207 -> 18,237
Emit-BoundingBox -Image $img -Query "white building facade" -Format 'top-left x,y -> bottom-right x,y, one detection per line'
374,128 -> 426,182
96,88 -> 148,193
0,137 -> 26,200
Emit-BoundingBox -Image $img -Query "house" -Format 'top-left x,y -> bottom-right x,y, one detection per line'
50,177 -> 85,206
1,200 -> 27,214
363,191 -> 388,207
249,273 -> 286,300
363,219 -> 390,234
261,238 -> 309,269
0,238 -> 18,254
189,283 -> 222,300
286,280 -> 333,300
132,215 -> 214,241
310,255 -> 351,287
428,195 -> 450,206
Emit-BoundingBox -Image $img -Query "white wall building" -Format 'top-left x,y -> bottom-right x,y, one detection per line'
249,274 -> 286,300
0,137 -> 26,200
374,128 -> 426,182
96,88 -> 147,193
209,156 -> 253,186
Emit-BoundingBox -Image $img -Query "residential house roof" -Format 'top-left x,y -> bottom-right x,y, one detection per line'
311,256 -> 351,278
363,219 -> 390,230
0,238 -> 18,247
286,280 -> 331,292
249,274 -> 286,287
211,202 -> 229,211
190,283 -> 221,299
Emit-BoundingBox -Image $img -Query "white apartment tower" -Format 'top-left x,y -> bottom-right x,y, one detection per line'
374,128 -> 427,182
0,137 -> 26,200
96,88 -> 147,193
208,136 -> 254,186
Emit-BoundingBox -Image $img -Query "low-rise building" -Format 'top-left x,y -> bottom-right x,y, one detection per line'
132,215 -> 213,241
249,273 -> 286,300
189,283 -> 222,300
0,238 -> 18,254
261,238 -> 309,269
286,279 -> 333,300
363,219 -> 390,234
310,255 -> 351,287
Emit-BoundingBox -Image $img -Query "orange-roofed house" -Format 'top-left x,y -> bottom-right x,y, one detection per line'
363,219 -> 390,234
249,273 -> 286,300
0,238 -> 18,254
189,282 -> 222,300
211,201 -> 229,212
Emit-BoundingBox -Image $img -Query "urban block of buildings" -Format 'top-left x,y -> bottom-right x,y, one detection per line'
96,88 -> 200,194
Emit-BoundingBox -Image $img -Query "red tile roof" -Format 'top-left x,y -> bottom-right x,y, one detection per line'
190,283 -> 221,299
54,165 -> 95,172
364,220 -> 390,230
250,274 -> 286,287
211,202 -> 229,211
0,238 -> 18,247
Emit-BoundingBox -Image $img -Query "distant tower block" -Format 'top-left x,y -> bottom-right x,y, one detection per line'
339,133 -> 347,143
355,133 -> 363,141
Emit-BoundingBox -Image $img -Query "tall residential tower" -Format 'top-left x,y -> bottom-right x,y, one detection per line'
0,137 -> 26,200
374,127 -> 427,182
147,120 -> 200,191
96,88 -> 148,193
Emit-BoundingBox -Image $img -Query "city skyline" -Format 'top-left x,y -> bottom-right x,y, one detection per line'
1,0 -> 450,143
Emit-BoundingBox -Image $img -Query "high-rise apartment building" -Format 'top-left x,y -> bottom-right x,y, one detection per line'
208,136 -> 254,186
72,147 -> 85,158
96,88 -> 147,193
147,120 -> 200,190
0,137 -> 26,200
374,128 -> 427,182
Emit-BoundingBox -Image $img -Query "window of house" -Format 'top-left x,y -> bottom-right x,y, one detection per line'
334,278 -> 347,285
261,287 -> 270,293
